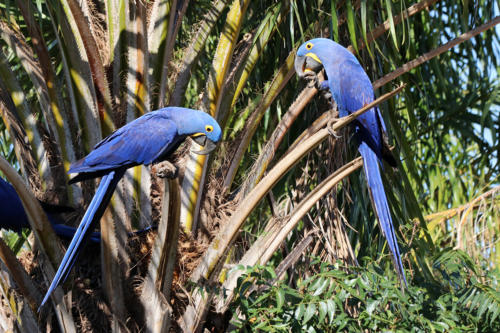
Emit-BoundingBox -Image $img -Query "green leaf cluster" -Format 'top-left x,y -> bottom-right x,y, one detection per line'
230,250 -> 500,332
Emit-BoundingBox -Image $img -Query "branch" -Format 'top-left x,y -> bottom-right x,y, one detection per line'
373,16 -> 500,89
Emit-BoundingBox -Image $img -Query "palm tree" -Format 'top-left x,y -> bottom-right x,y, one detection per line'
0,0 -> 498,331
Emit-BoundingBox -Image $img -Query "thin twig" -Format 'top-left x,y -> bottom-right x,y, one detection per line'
424,185 -> 500,222
373,16 -> 500,89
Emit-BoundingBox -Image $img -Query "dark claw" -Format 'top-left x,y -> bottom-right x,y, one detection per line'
155,161 -> 178,179
303,71 -> 317,80
303,72 -> 318,88
307,78 -> 317,88
320,90 -> 332,100
327,116 -> 342,139
327,127 -> 342,139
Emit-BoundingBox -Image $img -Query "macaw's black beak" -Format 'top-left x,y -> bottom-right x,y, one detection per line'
294,54 -> 323,78
192,135 -> 217,155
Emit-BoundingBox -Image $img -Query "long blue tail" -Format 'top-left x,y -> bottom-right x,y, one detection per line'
359,142 -> 407,285
51,224 -> 154,243
51,224 -> 101,243
40,170 -> 124,307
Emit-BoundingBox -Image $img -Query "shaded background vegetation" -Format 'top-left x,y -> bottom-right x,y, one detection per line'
0,0 -> 499,332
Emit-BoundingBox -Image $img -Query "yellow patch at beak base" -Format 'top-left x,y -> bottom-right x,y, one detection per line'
191,132 -> 205,137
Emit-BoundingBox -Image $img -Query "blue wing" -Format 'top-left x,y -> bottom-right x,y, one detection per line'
70,112 -> 179,176
0,178 -> 100,242
338,59 -> 385,156
0,178 -> 30,231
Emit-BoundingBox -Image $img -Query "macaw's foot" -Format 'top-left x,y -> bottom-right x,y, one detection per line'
155,161 -> 178,179
319,89 -> 332,101
327,117 -> 342,139
303,71 -> 319,88
307,77 -> 317,88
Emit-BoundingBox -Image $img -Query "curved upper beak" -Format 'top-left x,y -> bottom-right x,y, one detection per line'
294,54 -> 323,78
192,135 -> 217,155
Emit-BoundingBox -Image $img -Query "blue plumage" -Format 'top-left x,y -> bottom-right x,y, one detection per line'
40,107 -> 221,307
295,38 -> 406,284
0,177 -> 100,242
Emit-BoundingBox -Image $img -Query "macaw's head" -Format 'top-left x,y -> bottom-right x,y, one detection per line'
169,107 -> 222,155
295,38 -> 335,78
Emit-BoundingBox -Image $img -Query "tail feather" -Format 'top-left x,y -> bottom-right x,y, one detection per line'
40,170 -> 123,308
359,142 -> 407,285
51,224 -> 100,243
50,224 -> 154,243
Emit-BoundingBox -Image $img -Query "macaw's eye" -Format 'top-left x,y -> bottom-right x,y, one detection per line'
205,125 -> 213,133
305,42 -> 313,50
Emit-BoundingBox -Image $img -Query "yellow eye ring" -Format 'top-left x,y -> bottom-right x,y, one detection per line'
205,125 -> 213,133
305,42 -> 313,50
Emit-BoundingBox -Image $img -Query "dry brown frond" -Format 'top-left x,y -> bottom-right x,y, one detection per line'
86,0 -> 109,65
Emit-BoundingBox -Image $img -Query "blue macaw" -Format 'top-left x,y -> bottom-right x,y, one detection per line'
40,106 -> 222,306
0,177 -> 100,242
295,38 -> 406,284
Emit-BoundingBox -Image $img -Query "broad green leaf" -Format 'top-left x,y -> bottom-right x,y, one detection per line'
303,303 -> 316,324
276,288 -> 285,310
295,303 -> 305,321
312,278 -> 330,296
318,301 -> 328,323
326,299 -> 336,323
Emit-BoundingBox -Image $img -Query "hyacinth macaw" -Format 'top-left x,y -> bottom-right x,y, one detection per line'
294,38 -> 406,284
40,107 -> 222,307
0,177 -> 100,242
0,177 -> 153,243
